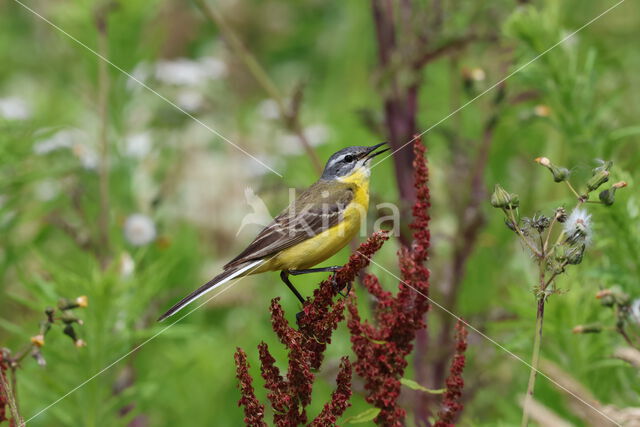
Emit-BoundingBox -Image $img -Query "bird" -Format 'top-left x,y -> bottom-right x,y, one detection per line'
158,142 -> 388,322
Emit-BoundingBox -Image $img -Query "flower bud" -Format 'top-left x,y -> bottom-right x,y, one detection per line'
63,324 -> 79,343
596,286 -> 629,307
58,296 -> 88,311
58,298 -> 78,310
60,312 -> 84,325
558,243 -> 585,265
535,157 -> 570,182
491,184 -> 519,209
572,324 -> 602,334
593,160 -> 613,174
586,169 -> 609,192
568,244 -> 585,265
598,181 -> 627,206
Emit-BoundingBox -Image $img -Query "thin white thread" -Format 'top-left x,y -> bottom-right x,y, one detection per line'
11,0 -> 282,178
13,0 -> 626,424
371,0 -> 626,170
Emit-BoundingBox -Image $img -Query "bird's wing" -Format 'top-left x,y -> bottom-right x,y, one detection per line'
224,180 -> 354,269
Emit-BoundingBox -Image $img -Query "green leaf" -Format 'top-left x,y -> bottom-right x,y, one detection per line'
345,408 -> 381,424
610,126 -> 640,141
400,378 -> 446,394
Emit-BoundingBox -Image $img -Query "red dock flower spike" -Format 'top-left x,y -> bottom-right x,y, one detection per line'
434,320 -> 468,427
234,348 -> 267,427
309,357 -> 353,426
235,232 -> 388,426
347,137 -> 433,425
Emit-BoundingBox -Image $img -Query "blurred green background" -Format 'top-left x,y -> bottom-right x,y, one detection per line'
1,0 -> 639,425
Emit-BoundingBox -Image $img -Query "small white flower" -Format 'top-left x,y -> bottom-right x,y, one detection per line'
199,56 -> 227,79
563,208 -> 592,245
33,129 -> 81,155
124,132 -> 152,159
34,179 -> 60,201
154,57 -> 226,87
257,99 -> 280,120
155,58 -> 203,86
176,89 -> 205,112
304,124 -> 330,146
118,252 -> 135,277
124,214 -> 157,246
72,143 -> 98,170
0,97 -> 31,120
127,62 -> 151,90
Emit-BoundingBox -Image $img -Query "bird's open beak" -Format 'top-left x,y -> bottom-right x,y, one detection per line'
363,142 -> 389,162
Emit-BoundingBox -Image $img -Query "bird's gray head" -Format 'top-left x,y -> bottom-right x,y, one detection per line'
320,143 -> 388,180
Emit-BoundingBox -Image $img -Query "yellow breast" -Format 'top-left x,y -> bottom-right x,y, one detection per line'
262,168 -> 370,271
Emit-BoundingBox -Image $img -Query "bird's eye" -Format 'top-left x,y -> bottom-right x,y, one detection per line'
344,155 -> 354,163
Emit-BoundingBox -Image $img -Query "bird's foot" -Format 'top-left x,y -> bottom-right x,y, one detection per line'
330,276 -> 351,297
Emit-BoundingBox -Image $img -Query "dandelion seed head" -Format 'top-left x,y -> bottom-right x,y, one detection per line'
124,214 -> 157,246
563,208 -> 592,245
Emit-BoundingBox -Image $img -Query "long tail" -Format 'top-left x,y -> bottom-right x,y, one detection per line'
158,260 -> 263,322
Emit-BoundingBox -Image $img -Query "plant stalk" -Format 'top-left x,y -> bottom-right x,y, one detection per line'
96,13 -> 111,268
0,368 -> 23,426
521,296 -> 545,427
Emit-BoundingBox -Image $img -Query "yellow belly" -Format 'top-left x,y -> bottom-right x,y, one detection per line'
258,169 -> 370,272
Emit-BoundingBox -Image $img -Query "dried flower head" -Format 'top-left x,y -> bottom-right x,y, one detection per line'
30,334 -> 45,347
76,295 -> 88,308
554,207 -> 567,223
533,105 -> 551,117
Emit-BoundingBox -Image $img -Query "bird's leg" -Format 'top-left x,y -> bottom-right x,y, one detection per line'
280,270 -> 306,305
289,266 -> 349,296
288,266 -> 341,275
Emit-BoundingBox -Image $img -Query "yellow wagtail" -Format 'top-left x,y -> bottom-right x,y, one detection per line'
158,143 -> 388,321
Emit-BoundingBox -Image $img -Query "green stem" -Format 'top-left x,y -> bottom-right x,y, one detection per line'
565,180 -> 581,199
521,296 -> 545,427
